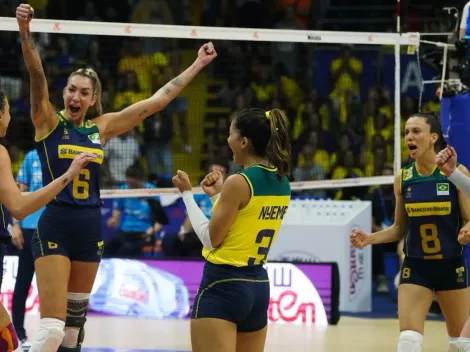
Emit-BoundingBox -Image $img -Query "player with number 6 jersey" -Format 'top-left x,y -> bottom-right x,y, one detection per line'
172,108 -> 291,352
350,112 -> 470,352
17,3 -> 218,351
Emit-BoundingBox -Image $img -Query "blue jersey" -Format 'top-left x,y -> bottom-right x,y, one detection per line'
113,183 -> 158,232
0,203 -> 10,240
16,149 -> 44,229
402,162 -> 463,259
36,112 -> 104,207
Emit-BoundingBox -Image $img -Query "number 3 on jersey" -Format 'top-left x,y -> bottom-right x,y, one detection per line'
72,169 -> 90,200
248,229 -> 275,266
420,223 -> 441,254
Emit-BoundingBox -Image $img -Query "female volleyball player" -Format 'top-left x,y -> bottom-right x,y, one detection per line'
350,112 -> 470,352
0,92 -> 94,351
16,3 -> 216,351
173,108 -> 291,352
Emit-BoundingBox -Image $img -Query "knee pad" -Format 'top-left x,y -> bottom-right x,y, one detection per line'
0,322 -> 18,352
398,330 -> 422,352
61,293 -> 89,351
30,318 -> 65,352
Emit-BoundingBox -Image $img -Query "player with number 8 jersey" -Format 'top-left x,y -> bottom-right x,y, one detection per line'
350,112 -> 470,352
401,161 -> 462,260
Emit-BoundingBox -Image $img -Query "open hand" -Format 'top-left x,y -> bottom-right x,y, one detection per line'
66,153 -> 97,179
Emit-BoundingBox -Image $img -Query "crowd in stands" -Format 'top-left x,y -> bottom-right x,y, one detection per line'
0,0 -> 450,294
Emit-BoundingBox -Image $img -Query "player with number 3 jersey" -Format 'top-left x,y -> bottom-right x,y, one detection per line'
350,112 -> 470,352
172,108 -> 291,352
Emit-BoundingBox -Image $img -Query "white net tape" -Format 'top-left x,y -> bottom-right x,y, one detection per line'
0,17 -> 419,198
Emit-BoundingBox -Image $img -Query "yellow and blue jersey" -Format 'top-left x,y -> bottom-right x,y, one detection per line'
203,165 -> 291,267
35,111 -> 104,207
402,162 -> 463,259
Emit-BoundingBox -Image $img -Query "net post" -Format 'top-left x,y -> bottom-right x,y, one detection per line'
396,0 -> 400,34
394,36 -> 402,174
439,45 -> 450,100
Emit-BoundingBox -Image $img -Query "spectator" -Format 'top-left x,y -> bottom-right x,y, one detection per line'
143,109 -> 173,178
105,165 -> 168,257
103,130 -> 141,186
292,144 -> 326,199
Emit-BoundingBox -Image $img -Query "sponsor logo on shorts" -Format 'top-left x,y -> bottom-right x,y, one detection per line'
456,266 -> 465,283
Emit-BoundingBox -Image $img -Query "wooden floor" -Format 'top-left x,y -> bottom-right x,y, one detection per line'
23,315 -> 450,351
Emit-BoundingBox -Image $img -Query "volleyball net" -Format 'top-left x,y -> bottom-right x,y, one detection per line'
0,17 -> 422,199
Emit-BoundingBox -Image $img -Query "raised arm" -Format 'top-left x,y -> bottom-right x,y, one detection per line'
16,4 -> 56,137
0,146 -> 95,220
94,42 -> 217,143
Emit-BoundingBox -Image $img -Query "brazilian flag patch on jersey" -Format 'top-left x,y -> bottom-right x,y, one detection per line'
436,183 -> 449,196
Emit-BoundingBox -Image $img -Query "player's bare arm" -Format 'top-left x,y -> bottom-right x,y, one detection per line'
94,43 -> 217,144
0,145 -> 94,220
16,4 -> 56,138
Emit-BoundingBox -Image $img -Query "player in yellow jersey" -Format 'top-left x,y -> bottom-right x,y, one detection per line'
173,108 -> 291,352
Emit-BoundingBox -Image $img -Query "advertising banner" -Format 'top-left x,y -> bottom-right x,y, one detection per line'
0,257 -> 339,325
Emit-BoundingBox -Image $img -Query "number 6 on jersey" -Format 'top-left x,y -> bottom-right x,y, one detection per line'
72,169 -> 90,200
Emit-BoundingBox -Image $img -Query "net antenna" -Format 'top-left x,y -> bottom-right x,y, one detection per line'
416,7 -> 462,111
0,17 -> 419,197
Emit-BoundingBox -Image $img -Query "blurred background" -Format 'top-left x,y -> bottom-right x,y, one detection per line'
0,0 -> 466,325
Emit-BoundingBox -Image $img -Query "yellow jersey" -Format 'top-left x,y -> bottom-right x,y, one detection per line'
203,165 -> 291,267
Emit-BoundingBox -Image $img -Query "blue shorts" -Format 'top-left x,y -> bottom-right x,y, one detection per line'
32,203 -> 103,262
192,261 -> 270,332
399,256 -> 468,291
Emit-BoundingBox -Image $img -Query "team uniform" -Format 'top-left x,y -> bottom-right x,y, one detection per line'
32,111 -> 104,262
399,162 -> 468,291
193,165 -> 291,332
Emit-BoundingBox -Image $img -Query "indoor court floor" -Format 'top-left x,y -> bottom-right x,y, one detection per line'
22,315 -> 451,351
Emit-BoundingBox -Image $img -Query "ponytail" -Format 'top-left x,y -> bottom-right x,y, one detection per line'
69,68 -> 103,119
266,109 -> 291,179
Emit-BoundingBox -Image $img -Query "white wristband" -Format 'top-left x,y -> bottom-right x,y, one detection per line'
210,193 -> 220,204
181,191 -> 214,250
448,167 -> 470,196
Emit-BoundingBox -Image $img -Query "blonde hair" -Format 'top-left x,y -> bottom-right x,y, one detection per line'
68,68 -> 103,119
